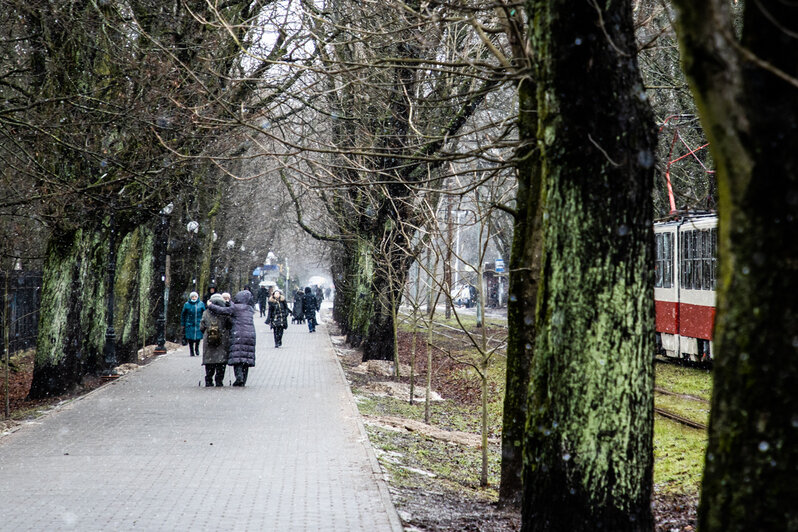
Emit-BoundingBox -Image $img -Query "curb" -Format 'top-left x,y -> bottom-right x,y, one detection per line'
323,324 -> 405,532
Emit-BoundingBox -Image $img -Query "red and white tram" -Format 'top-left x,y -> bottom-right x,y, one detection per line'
654,213 -> 717,361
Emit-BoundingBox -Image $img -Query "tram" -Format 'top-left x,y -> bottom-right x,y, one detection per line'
654,212 -> 717,362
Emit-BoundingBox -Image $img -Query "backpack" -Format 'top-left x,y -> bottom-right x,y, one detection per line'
206,321 -> 221,347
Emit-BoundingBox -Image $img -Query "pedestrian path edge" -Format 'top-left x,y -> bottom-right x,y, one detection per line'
324,332 -> 404,532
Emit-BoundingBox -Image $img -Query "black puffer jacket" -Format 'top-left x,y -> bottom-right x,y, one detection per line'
208,290 -> 256,367
303,289 -> 318,321
292,290 -> 304,320
266,293 -> 289,329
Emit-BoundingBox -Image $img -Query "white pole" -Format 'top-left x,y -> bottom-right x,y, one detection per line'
454,211 -> 461,288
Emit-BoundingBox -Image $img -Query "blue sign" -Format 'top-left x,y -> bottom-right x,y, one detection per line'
495,259 -> 505,272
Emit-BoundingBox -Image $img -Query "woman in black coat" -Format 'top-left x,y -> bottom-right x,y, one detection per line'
265,289 -> 289,348
256,283 -> 270,317
292,289 -> 304,324
303,286 -> 318,332
207,290 -> 256,386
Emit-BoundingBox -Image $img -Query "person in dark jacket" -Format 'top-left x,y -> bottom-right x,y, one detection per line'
181,291 -> 206,357
265,289 -> 289,347
292,289 -> 304,324
207,290 -> 256,386
303,286 -> 318,333
257,283 -> 270,318
204,283 -> 217,306
200,293 -> 232,386
315,285 -> 324,308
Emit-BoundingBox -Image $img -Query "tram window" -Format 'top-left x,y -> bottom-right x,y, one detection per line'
694,231 -> 704,289
664,234 -> 673,288
708,228 -> 717,290
702,230 -> 712,289
680,234 -> 692,290
655,233 -> 673,288
680,228 -> 717,291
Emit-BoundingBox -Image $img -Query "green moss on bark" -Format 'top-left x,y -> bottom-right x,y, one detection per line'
522,1 -> 656,529
30,225 -> 109,398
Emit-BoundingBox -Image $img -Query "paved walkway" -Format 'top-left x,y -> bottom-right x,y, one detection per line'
0,304 -> 401,531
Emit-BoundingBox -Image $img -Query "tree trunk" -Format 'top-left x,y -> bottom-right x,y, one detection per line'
347,239 -> 376,348
670,3 -> 798,530
113,227 -> 155,363
500,73 -> 542,507
362,257 -> 406,361
522,1 -> 655,530
29,226 -> 110,398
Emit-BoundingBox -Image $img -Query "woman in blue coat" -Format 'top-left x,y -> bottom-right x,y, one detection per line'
181,291 -> 206,357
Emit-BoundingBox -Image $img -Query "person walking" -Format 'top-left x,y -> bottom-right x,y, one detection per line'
292,289 -> 304,324
257,282 -> 270,318
315,285 -> 324,308
200,293 -> 231,386
181,291 -> 206,357
265,289 -> 289,348
207,290 -> 256,386
303,286 -> 318,333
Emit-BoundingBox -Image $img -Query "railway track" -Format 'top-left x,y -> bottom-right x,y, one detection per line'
654,407 -> 707,431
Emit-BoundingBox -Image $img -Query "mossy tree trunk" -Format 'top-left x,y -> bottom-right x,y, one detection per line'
362,235 -> 411,362
522,1 -> 656,530
113,226 -> 155,363
330,238 -> 375,347
670,3 -> 798,530
29,224 -> 111,398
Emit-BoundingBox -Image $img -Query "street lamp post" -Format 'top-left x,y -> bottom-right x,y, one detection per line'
226,239 -> 235,289
103,207 -> 117,375
154,203 -> 173,355
239,244 -> 246,292
186,220 -> 199,292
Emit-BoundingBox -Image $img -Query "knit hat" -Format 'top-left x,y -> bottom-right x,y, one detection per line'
209,293 -> 225,305
189,291 -> 199,300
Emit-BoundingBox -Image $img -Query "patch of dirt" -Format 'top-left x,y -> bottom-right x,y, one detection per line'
394,487 -> 520,532
653,493 -> 698,532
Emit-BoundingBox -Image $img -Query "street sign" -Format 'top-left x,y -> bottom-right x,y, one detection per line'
495,259 -> 505,272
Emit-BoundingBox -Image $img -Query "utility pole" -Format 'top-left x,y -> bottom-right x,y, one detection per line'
444,193 -> 454,319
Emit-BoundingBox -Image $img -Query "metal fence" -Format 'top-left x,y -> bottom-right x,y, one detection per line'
0,272 -> 42,355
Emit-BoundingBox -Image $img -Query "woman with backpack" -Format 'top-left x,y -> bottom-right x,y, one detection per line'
181,291 -> 206,357
200,293 -> 231,386
265,289 -> 289,348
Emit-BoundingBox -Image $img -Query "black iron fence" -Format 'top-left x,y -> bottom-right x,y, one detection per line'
0,272 -> 42,355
